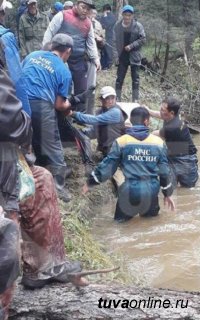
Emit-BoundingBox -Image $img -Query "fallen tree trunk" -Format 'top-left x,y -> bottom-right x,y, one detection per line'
9,282 -> 200,319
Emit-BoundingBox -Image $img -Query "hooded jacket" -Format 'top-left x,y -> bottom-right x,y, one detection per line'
89,125 -> 173,197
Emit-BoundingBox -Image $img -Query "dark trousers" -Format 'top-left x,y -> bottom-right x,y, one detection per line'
115,62 -> 140,101
68,59 -> 88,112
30,100 -> 66,168
57,114 -> 94,165
169,154 -> 198,188
114,180 -> 160,221
100,44 -> 113,69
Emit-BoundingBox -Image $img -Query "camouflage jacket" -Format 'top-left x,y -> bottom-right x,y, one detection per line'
18,11 -> 49,58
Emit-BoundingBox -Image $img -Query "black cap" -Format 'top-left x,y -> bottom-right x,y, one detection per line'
51,33 -> 74,49
77,0 -> 95,9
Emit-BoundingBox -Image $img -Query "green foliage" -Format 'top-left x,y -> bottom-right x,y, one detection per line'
192,37 -> 200,61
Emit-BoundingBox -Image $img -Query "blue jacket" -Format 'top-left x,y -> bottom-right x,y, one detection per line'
74,105 -> 122,125
90,125 -> 173,197
74,105 -> 125,155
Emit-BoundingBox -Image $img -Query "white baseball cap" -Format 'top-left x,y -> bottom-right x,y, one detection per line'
100,86 -> 116,99
0,0 -> 12,10
64,1 -> 73,7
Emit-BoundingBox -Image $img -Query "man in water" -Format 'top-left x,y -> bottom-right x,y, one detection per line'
84,107 -> 175,222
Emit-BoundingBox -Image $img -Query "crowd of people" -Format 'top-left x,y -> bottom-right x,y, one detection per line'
0,0 -> 199,319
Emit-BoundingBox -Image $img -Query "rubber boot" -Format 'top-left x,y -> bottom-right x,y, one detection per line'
132,89 -> 139,102
115,88 -> 122,102
86,92 -> 95,115
47,165 -> 72,203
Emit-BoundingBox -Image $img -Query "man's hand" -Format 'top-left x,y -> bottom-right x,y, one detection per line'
68,110 -> 73,117
95,59 -> 101,71
164,196 -> 175,211
69,86 -> 96,107
124,45 -> 131,52
82,183 -> 89,194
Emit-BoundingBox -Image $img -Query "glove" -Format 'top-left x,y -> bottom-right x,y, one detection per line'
68,86 -> 96,106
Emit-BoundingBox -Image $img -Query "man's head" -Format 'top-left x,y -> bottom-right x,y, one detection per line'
122,5 -> 134,26
75,0 -> 95,19
51,33 -> 73,62
64,0 -> 73,10
102,4 -> 111,13
52,1 -> 63,14
161,97 -> 180,121
130,107 -> 150,126
99,86 -> 116,108
88,8 -> 97,20
26,0 -> 37,15
0,0 -> 12,23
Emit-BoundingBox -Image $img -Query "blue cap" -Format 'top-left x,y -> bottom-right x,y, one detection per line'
122,5 -> 134,14
54,1 -> 64,11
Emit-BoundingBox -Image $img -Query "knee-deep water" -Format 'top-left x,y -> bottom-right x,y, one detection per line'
92,135 -> 200,291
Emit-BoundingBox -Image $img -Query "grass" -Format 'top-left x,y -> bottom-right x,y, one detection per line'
61,198 -> 132,284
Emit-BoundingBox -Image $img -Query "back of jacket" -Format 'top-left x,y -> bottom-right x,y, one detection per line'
93,131 -> 171,192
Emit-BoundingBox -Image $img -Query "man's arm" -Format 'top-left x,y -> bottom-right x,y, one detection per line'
158,143 -> 175,211
87,140 -> 121,187
125,22 -> 146,52
143,105 -> 161,119
71,107 -> 122,125
112,24 -> 119,65
42,11 -> 63,46
86,25 -> 100,70
18,17 -> 27,59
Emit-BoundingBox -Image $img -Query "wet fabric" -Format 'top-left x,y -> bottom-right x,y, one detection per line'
30,99 -> 65,168
20,166 -> 66,279
89,129 -> 173,219
0,285 -> 15,320
115,181 -> 160,220
168,154 -> 198,188
0,68 -> 32,212
0,217 -> 20,294
160,116 -> 197,156
0,217 -> 20,320
159,115 -> 198,187
57,115 -> 94,164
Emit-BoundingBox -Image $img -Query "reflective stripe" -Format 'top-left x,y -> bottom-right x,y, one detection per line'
91,171 -> 100,183
161,183 -> 172,190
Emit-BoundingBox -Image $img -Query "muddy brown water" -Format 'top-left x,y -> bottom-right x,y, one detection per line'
92,135 -> 200,291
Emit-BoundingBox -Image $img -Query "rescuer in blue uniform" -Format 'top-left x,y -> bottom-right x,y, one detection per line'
84,107 -> 175,222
